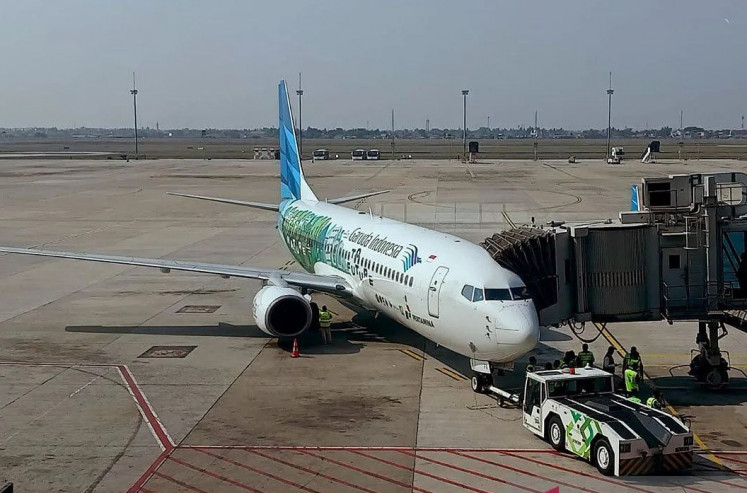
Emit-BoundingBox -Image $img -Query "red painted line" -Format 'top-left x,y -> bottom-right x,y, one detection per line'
168,456 -> 261,492
717,480 -> 747,490
246,448 -> 380,493
499,450 -> 659,493
139,488 -> 155,493
118,365 -> 173,451
717,454 -> 747,466
452,450 -> 598,493
153,471 -> 211,493
301,449 -> 424,492
398,450 -> 544,493
346,450 -> 434,493
126,449 -> 172,493
195,447 -> 323,493
178,445 -> 557,452
350,449 -> 502,493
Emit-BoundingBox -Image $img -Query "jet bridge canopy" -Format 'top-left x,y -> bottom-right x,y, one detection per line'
482,172 -> 747,330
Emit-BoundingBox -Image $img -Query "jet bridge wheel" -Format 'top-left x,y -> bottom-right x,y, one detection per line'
705,368 -> 729,390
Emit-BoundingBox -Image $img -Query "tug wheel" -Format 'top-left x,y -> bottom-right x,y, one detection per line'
593,437 -> 615,476
546,415 -> 565,452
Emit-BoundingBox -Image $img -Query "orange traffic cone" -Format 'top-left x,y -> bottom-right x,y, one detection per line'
291,338 -> 300,358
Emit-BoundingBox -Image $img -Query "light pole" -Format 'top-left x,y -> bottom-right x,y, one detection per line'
462,89 -> 469,158
606,72 -> 613,162
130,72 -> 139,157
296,72 -> 303,160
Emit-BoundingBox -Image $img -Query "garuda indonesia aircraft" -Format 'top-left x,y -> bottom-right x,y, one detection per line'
0,81 -> 539,390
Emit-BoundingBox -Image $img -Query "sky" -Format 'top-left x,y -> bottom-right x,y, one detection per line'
1,1 -> 746,130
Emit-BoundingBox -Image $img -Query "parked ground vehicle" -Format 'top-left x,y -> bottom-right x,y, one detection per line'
522,367 -> 693,476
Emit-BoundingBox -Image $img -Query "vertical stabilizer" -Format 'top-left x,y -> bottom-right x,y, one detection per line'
631,184 -> 641,211
279,80 -> 317,201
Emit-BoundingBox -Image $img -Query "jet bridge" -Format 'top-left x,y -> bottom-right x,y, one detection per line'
482,172 -> 747,389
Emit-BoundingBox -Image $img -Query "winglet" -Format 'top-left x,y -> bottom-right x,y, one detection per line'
279,80 -> 317,202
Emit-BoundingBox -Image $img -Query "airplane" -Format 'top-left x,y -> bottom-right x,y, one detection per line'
0,81 -> 540,392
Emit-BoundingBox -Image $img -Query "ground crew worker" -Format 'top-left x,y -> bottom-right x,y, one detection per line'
602,346 -> 616,374
553,360 -> 561,370
577,343 -> 595,368
526,356 -> 537,373
624,361 -> 641,396
562,351 -> 576,368
646,389 -> 664,410
319,305 -> 332,344
544,362 -> 553,370
623,346 -> 643,377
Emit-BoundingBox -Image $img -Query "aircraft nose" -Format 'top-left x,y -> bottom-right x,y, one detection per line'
496,303 -> 540,356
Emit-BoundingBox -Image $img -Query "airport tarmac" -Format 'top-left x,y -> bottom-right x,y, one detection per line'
0,157 -> 746,492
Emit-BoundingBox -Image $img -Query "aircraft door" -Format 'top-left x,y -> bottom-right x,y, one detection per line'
427,266 -> 449,318
661,248 -> 687,309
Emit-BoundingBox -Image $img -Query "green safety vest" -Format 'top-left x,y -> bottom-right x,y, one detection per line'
559,361 -> 568,369
624,368 -> 639,392
578,351 -> 595,366
625,354 -> 640,369
646,397 -> 662,409
628,396 -> 642,404
319,311 -> 332,328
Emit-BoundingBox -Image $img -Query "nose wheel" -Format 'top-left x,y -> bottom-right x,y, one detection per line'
470,372 -> 493,394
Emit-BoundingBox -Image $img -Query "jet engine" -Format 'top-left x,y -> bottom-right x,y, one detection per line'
252,285 -> 313,338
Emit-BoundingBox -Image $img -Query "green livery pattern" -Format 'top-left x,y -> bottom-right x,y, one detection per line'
566,410 -> 603,459
279,203 -> 348,273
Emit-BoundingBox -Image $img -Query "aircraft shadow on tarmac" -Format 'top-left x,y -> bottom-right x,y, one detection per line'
65,323 -> 266,338
66,314 -> 570,382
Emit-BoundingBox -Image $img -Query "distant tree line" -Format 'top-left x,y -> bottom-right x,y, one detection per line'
0,124 -> 742,140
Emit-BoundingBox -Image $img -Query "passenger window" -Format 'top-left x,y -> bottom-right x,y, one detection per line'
409,277 -> 413,287
473,288 -> 484,302
461,285 -> 474,301
404,275 -> 409,285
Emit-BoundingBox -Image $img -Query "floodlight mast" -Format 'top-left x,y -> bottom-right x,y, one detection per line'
130,72 -> 139,157
462,89 -> 469,158
606,72 -> 614,162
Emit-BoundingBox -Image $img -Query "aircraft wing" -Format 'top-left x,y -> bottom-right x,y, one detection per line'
167,192 -> 279,211
328,190 -> 390,205
0,247 -> 351,294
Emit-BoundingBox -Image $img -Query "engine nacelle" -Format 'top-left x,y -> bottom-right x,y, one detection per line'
252,285 -> 312,338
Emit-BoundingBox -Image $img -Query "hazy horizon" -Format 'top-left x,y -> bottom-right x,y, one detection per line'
1,1 -> 746,130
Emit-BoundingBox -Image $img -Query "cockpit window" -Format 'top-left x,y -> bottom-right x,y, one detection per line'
461,285 -> 474,301
510,286 -> 532,300
472,288 -> 484,302
484,288 -> 512,301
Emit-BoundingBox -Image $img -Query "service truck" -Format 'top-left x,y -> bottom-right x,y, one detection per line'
522,367 -> 693,476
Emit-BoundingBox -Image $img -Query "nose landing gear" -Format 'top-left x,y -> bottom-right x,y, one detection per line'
469,358 -> 521,405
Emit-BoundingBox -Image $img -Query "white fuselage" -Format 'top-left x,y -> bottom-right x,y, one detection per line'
277,199 -> 540,363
